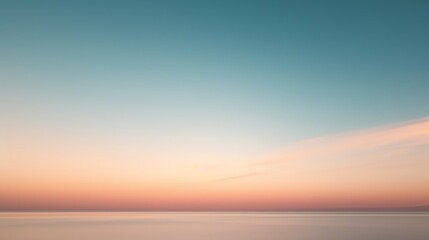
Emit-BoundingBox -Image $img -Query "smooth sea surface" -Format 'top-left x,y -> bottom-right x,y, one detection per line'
0,212 -> 428,240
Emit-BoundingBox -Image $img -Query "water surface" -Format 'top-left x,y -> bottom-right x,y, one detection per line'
0,212 -> 428,240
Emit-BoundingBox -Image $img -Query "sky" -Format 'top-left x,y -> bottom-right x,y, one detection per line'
0,0 -> 428,211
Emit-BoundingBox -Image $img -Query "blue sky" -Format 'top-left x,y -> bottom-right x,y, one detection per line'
1,0 -> 429,164
1,0 -> 429,211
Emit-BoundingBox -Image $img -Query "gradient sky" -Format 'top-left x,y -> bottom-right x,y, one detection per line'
1,0 -> 428,211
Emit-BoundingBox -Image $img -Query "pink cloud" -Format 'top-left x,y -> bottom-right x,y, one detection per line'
259,117 -> 429,165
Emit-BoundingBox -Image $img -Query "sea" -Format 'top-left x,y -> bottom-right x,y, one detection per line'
0,212 -> 428,240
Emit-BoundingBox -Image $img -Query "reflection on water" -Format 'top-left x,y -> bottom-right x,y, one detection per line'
0,212 -> 428,240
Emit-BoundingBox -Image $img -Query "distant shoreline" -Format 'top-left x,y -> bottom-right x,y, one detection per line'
1,210 -> 428,214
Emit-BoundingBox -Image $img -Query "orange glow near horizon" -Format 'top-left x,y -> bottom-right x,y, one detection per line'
1,118 -> 428,211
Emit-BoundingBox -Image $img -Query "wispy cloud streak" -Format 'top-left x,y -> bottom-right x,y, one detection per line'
258,117 -> 429,165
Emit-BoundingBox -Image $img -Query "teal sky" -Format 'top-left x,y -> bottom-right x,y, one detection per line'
1,0 -> 429,158
1,1 -> 429,212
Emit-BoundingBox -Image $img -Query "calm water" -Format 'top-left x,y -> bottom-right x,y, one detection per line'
0,212 -> 428,240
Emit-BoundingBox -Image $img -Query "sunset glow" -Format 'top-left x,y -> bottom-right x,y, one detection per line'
1,0 -> 428,212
